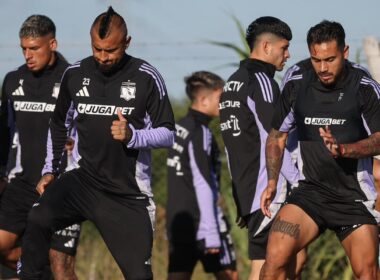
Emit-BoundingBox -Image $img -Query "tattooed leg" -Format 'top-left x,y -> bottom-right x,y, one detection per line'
270,216 -> 301,240
260,204 -> 319,280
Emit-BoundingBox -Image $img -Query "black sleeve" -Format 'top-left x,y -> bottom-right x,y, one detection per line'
359,82 -> 380,134
127,65 -> 175,149
271,81 -> 297,132
252,78 -> 280,133
0,77 -> 13,176
42,71 -> 73,175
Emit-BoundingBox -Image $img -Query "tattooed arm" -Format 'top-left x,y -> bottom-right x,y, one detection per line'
261,128 -> 288,217
320,127 -> 380,158
339,132 -> 380,158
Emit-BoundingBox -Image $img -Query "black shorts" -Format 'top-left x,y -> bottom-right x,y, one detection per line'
286,184 -> 379,241
245,204 -> 282,260
168,231 -> 236,273
0,177 -> 81,256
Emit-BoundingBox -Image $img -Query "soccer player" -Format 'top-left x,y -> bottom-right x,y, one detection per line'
19,7 -> 175,280
166,71 -> 238,280
261,20 -> 380,280
219,17 -> 300,280
0,15 -> 80,279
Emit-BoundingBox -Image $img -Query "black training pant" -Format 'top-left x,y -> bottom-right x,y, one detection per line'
19,168 -> 154,280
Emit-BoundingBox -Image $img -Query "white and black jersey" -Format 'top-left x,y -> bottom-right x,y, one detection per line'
219,59 -> 299,217
273,63 -> 380,203
0,54 -> 68,186
44,54 -> 175,198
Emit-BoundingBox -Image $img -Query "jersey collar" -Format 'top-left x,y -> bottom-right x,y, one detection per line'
241,58 -> 276,78
188,109 -> 212,126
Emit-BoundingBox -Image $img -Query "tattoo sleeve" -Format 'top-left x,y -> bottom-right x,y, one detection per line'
340,132 -> 380,159
266,129 -> 287,183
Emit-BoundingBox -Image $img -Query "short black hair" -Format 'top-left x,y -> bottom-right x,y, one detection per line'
185,71 -> 224,101
307,20 -> 345,51
19,15 -> 56,38
92,6 -> 127,39
246,16 -> 292,51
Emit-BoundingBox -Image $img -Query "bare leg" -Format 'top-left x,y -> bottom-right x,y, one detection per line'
341,224 -> 378,280
167,272 -> 191,280
374,159 -> 380,211
249,260 -> 265,280
260,204 -> 319,280
0,230 -> 19,269
49,249 -> 77,280
215,268 -> 238,280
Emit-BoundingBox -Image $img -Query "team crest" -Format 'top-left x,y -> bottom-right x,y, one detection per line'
52,83 -> 60,99
120,81 -> 136,101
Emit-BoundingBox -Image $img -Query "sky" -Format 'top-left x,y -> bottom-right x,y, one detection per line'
0,0 -> 379,100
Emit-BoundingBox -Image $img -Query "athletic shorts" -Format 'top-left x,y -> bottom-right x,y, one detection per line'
374,155 -> 380,161
245,203 -> 281,260
168,231 -> 236,273
286,184 -> 379,241
0,177 -> 81,256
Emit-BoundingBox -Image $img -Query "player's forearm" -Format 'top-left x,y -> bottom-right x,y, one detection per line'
339,132 -> 380,159
127,126 -> 175,149
266,129 -> 287,184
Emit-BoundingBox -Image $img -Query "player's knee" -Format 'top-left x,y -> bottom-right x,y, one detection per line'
352,261 -> 377,280
27,204 -> 55,231
265,245 -> 292,270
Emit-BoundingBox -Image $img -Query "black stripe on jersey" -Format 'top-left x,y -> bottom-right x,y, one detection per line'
361,77 -> 380,99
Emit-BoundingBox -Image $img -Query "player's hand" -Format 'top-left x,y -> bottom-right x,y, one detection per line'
111,109 -> 133,143
236,216 -> 247,228
319,125 -> 340,157
205,248 -> 220,255
36,174 -> 55,195
261,182 -> 277,218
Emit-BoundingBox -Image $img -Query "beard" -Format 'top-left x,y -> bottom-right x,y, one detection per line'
96,61 -> 118,75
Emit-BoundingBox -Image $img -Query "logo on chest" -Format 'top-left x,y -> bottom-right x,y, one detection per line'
120,81 -> 136,101
12,80 -> 25,96
52,83 -> 60,99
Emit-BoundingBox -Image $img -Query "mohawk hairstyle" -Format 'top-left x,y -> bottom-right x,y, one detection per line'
99,6 -> 115,39
92,6 -> 127,39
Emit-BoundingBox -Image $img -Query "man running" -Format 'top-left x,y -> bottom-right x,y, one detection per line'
261,20 -> 380,280
219,16 -> 300,280
167,71 -> 237,280
0,15 -> 80,279
19,7 -> 175,280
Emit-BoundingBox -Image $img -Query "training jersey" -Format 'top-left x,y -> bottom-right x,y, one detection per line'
219,58 -> 299,217
281,59 -> 372,158
273,63 -> 380,202
167,109 -> 226,248
43,54 -> 175,198
0,54 -> 68,186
